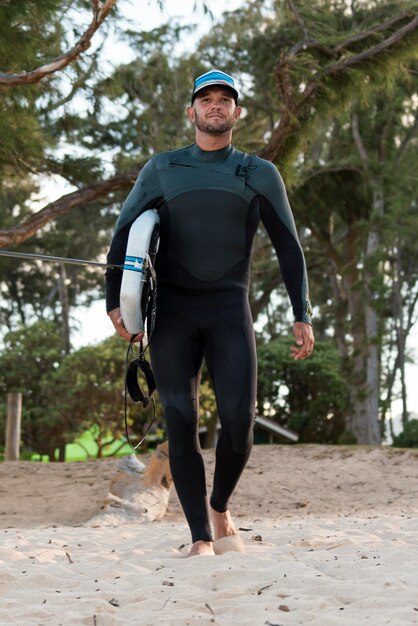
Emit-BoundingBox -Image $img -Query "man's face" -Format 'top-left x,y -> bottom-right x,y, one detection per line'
187,87 -> 241,135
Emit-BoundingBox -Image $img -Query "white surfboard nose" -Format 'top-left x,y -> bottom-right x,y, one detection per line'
120,210 -> 160,335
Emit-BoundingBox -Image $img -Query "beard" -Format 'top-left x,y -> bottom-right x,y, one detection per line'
194,111 -> 236,135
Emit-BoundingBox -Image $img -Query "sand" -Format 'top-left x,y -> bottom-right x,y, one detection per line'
1,444 -> 417,625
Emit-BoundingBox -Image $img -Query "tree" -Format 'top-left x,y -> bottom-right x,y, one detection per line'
289,74 -> 418,443
257,337 -> 349,443
0,15 -> 197,332
380,101 -> 418,429
197,0 -> 418,443
1,0 -> 417,446
0,0 -> 116,86
0,321 -> 66,459
392,419 -> 418,448
0,323 -> 163,460
45,335 -> 161,457
0,0 -> 124,333
1,1 -> 417,245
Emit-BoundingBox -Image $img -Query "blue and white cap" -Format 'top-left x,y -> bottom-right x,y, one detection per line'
191,69 -> 239,103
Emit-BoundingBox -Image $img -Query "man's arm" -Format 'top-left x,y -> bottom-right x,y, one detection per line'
105,158 -> 163,339
252,159 -> 314,358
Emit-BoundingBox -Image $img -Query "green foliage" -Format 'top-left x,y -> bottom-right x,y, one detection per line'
63,428 -> 134,462
0,320 -> 64,454
195,0 -> 418,172
46,335 -> 163,456
0,322 -> 163,459
0,1 -> 62,171
282,48 -> 418,439
86,25 -> 200,164
257,337 -> 349,443
196,1 -> 285,154
0,1 -> 99,176
392,420 -> 418,448
1,0 -> 417,447
0,1 -> 122,331
0,200 -> 114,330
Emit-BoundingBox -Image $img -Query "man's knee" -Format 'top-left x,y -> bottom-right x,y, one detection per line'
226,412 -> 255,455
164,405 -> 197,459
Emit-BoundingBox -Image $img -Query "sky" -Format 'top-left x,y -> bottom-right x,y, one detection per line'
67,0 -> 417,426
123,0 -> 245,30
107,0 -> 246,58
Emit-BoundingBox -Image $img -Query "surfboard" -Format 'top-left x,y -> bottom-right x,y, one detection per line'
120,209 -> 160,335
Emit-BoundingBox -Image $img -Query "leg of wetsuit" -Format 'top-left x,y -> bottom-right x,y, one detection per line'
204,297 -> 257,513
149,308 -> 213,544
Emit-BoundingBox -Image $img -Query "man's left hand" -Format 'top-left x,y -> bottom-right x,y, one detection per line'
290,322 -> 315,360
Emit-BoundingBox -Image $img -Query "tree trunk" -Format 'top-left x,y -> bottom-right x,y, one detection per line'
337,223 -> 381,444
343,265 -> 370,444
394,245 -> 410,428
203,414 -> 219,449
58,443 -> 66,462
47,447 -> 57,462
363,184 -> 384,445
347,116 -> 383,445
327,259 -> 349,358
6,393 -> 22,461
96,441 -> 103,459
343,238 -> 382,443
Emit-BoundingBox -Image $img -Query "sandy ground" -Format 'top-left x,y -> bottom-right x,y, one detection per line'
1,444 -> 418,625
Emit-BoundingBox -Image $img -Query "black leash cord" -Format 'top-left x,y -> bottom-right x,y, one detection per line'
124,338 -> 156,451
122,252 -> 158,450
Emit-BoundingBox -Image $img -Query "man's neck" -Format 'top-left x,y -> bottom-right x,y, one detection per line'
195,130 -> 232,151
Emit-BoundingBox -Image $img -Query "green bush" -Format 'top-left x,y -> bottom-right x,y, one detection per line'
0,322 -> 164,461
257,337 -> 349,444
392,420 -> 418,448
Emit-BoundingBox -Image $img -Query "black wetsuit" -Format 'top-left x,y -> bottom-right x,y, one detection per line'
106,144 -> 312,543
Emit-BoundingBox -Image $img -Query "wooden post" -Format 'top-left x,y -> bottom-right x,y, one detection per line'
6,393 -> 22,461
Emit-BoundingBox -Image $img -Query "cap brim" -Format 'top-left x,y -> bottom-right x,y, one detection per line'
192,82 -> 238,102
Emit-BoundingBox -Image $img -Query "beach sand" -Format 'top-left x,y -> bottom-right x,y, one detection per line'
1,444 -> 417,625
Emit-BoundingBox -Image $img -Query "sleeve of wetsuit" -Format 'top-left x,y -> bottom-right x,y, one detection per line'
105,158 -> 163,312
254,159 -> 312,324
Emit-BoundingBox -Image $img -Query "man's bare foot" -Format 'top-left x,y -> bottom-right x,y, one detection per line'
209,506 -> 237,540
188,540 -> 215,557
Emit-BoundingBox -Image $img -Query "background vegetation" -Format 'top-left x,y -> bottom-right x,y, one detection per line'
1,0 -> 417,459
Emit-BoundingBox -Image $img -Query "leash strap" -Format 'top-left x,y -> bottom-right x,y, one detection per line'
145,252 -> 157,339
124,339 -> 157,450
123,247 -> 159,450
125,340 -> 156,403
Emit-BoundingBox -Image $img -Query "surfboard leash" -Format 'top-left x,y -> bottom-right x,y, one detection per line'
124,337 -> 157,450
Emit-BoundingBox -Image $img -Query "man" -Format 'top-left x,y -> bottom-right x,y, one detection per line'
106,69 -> 314,557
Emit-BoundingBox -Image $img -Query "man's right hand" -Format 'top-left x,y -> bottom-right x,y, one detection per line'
107,307 -> 144,343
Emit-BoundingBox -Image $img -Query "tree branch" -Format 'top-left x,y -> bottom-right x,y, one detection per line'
0,0 -> 116,86
2,7 -> 417,247
287,0 -> 308,42
0,165 -> 141,247
396,110 -> 418,164
335,10 -> 415,53
301,13 -> 418,108
300,164 -> 363,183
336,15 -> 416,68
307,223 -> 345,268
261,11 -> 418,163
351,113 -> 370,166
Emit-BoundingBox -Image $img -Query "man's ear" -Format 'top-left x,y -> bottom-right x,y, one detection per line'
186,105 -> 195,123
234,105 -> 242,121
